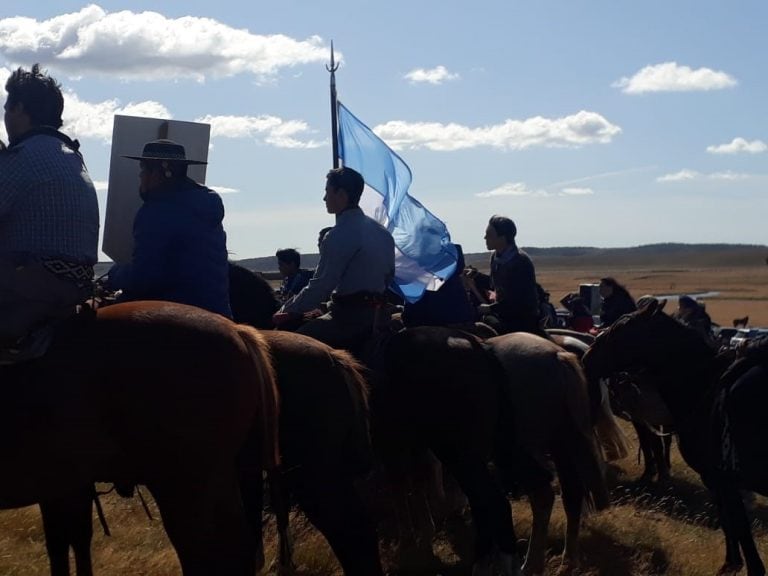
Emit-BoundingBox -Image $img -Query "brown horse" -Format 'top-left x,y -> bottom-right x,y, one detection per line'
0,301 -> 279,576
244,330 -> 384,576
485,332 -> 620,576
583,302 -> 768,576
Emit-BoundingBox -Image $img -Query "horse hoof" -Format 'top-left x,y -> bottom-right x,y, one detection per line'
496,552 -> 523,576
717,562 -> 744,575
472,555 -> 493,576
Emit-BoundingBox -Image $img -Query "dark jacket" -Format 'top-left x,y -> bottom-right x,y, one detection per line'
107,178 -> 232,318
402,267 -> 476,327
600,292 -> 637,327
489,247 -> 540,322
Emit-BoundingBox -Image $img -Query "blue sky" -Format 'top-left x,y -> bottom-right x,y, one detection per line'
1,1 -> 766,259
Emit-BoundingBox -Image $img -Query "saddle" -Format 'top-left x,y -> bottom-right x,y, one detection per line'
0,302 -> 98,365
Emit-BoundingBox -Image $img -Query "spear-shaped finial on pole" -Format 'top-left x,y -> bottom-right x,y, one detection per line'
326,41 -> 340,168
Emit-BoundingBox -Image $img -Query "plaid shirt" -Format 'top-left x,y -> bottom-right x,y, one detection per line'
0,130 -> 99,264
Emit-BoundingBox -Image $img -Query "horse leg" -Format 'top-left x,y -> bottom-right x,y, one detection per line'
267,469 -> 296,573
149,469 -> 257,576
660,432 -> 673,481
633,422 -> 658,482
433,445 -> 521,575
290,466 -> 384,576
237,461 -> 266,572
521,480 -> 554,576
551,448 -> 586,576
722,484 -> 765,576
713,484 -> 745,575
40,487 -> 95,576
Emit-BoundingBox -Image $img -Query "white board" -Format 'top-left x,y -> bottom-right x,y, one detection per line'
102,115 -> 211,263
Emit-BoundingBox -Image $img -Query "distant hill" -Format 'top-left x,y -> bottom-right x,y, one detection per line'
228,243 -> 768,276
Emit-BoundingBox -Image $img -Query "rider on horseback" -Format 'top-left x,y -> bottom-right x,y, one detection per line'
0,64 -> 99,357
274,166 -> 395,349
105,139 -> 232,318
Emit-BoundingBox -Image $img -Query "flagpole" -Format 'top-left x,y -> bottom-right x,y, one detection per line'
326,41 -> 340,168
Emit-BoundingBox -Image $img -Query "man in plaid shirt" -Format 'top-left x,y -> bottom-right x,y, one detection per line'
0,64 -> 99,347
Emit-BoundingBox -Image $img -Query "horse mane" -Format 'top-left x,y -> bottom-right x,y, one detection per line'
228,262 -> 280,329
233,324 -> 281,470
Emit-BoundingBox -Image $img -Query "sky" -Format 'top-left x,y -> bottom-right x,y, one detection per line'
1,1 -> 766,260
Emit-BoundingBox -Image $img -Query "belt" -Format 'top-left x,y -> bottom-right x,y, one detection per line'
331,291 -> 387,308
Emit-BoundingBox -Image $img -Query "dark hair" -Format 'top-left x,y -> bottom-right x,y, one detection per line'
678,295 -> 698,309
318,226 -> 333,247
488,215 -> 517,243
275,248 -> 300,267
599,277 -> 635,303
327,166 -> 365,205
5,64 -> 64,129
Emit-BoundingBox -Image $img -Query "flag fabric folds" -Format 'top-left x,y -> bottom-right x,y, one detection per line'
337,101 -> 457,302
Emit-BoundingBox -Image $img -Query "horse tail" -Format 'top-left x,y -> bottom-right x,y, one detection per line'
557,351 -> 611,511
235,325 -> 281,471
327,347 -> 374,475
591,375 -> 632,462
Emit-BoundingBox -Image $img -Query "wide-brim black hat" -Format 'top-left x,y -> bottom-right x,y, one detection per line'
123,139 -> 207,165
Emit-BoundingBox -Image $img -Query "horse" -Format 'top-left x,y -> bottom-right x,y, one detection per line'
245,330 -> 384,576
548,328 -> 672,482
0,300 -> 280,576
373,327 -> 625,576
483,331 -> 620,576
582,301 -> 768,576
228,262 -> 280,329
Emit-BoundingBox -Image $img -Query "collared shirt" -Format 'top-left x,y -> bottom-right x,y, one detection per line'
283,207 -> 395,314
0,130 -> 99,264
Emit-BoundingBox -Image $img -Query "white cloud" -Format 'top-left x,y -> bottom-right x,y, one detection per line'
710,171 -> 749,181
404,65 -> 459,85
657,169 -> 750,182
196,114 -> 325,149
614,62 -> 737,94
374,110 -> 621,151
92,179 -> 108,192
63,91 -> 171,141
707,137 -> 767,155
475,182 -> 548,198
210,185 -> 239,194
0,5 -> 331,81
657,169 -> 700,182
561,187 -> 594,196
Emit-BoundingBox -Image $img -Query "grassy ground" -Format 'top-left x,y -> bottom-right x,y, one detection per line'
1,421 -> 767,575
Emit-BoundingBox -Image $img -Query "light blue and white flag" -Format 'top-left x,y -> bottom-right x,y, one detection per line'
337,101 -> 457,302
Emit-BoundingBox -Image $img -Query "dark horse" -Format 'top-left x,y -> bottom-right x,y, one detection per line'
245,330 -> 384,576
1,301 -> 280,576
583,301 -> 768,576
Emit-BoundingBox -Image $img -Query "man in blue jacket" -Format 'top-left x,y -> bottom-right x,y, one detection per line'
106,139 -> 232,318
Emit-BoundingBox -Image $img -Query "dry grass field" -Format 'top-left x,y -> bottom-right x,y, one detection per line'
1,423 -> 767,576
536,264 -> 768,328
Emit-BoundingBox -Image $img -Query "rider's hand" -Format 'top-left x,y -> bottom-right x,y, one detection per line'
272,311 -> 301,327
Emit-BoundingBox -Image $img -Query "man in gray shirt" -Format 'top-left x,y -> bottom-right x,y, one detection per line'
276,166 -> 395,349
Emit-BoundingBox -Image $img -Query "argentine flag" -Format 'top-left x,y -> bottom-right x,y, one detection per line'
337,101 -> 457,303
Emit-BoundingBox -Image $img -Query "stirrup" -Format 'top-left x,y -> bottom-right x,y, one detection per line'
0,326 -> 53,365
